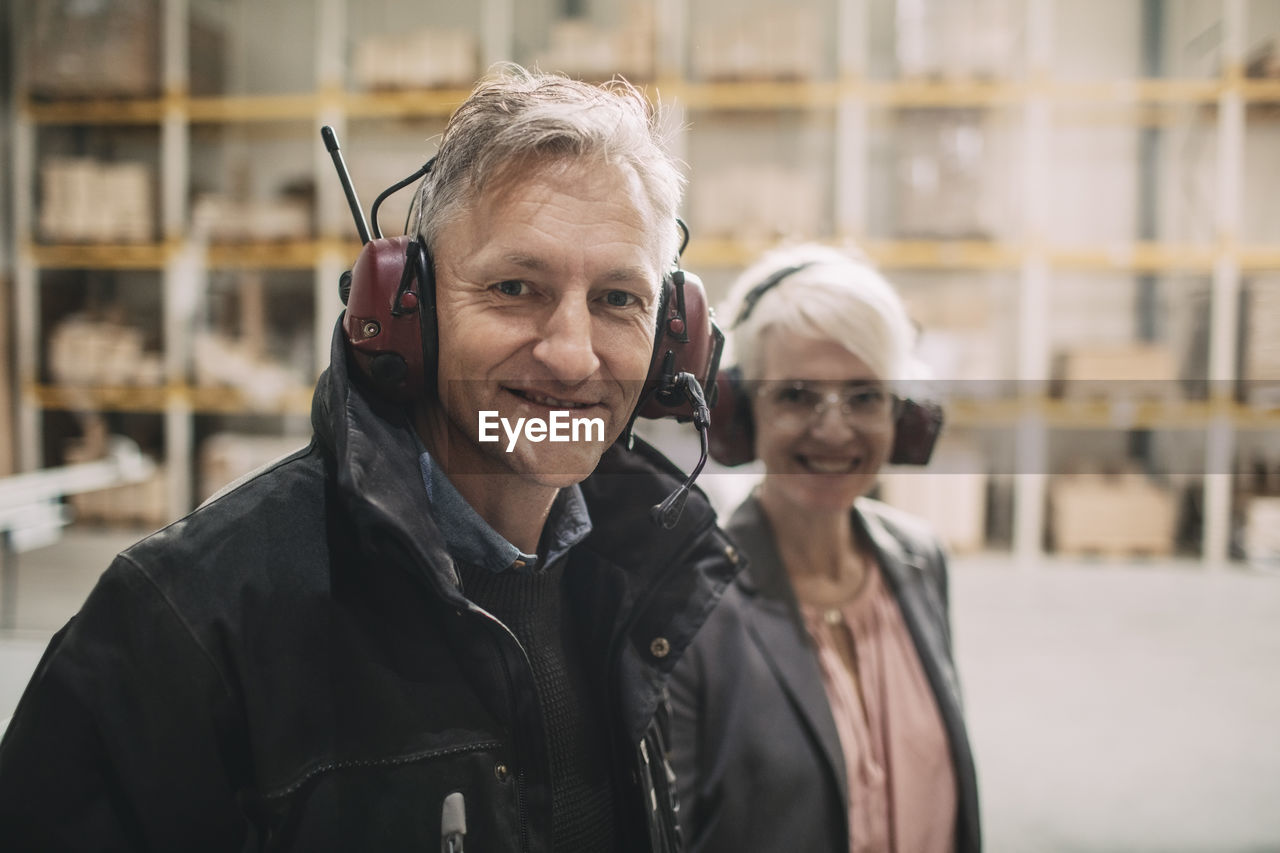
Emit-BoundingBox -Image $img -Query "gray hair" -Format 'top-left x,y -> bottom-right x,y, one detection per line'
415,64 -> 685,273
723,243 -> 920,386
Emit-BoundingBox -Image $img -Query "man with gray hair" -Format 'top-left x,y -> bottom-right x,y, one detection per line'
0,65 -> 739,852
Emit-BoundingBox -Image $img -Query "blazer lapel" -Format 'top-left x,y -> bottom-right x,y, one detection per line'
728,499 -> 850,809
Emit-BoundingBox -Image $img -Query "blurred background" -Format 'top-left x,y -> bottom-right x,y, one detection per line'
1,0 -> 1278,849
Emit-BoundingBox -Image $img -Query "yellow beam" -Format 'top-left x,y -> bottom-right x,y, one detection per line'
27,384 -> 170,413
673,80 -> 841,111
1240,247 -> 1280,270
205,240 -> 330,269
28,383 -> 313,415
187,93 -> 319,123
1049,243 -> 1217,273
25,96 -> 165,124
27,242 -> 173,270
343,89 -> 470,119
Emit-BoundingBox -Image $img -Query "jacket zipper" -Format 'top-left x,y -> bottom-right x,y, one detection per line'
516,767 -> 530,852
451,516 -> 724,851
469,604 -> 535,853
637,737 -> 661,848
604,515 -> 721,851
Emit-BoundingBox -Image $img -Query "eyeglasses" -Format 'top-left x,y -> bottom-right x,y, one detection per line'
756,381 -> 899,431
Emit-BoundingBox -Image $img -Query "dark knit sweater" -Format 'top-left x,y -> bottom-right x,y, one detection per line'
457,558 -> 619,852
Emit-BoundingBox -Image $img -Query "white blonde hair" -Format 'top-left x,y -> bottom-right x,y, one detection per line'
723,243 -> 920,386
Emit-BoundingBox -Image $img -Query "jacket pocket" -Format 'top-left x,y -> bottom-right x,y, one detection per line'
248,742 -> 523,852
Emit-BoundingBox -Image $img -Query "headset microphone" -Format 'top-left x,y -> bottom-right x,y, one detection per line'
649,371 -> 712,529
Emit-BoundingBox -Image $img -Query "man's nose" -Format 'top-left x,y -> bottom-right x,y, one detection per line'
531,296 -> 601,384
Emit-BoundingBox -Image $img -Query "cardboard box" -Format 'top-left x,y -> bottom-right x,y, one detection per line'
199,433 -> 308,504
879,466 -> 989,554
40,158 -> 154,243
26,0 -> 159,98
192,331 -> 308,410
692,8 -> 821,81
65,438 -> 168,528
0,275 -> 11,476
1052,343 -> 1180,401
896,0 -> 1019,80
1050,473 -> 1177,557
893,110 -> 996,239
1242,281 -> 1280,403
691,164 -> 823,241
48,317 -> 162,387
353,28 -> 478,90
1243,496 -> 1280,568
191,196 -> 311,243
532,3 -> 655,81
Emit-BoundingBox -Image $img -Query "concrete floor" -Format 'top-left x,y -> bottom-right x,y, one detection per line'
952,556 -> 1280,852
1,531 -> 1278,851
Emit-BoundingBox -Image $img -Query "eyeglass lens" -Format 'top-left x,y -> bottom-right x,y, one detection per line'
760,381 -> 896,428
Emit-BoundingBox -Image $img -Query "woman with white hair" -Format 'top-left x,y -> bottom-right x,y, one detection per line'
669,244 -> 981,852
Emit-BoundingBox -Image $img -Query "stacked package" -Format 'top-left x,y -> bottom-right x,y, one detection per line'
40,159 -> 153,243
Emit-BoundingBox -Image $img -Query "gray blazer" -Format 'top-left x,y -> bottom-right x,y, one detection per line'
669,495 -> 981,853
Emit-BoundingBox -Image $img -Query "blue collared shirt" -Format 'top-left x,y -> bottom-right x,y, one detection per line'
419,451 -> 593,574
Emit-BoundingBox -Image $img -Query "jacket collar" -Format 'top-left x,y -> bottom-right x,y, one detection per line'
730,493 -> 930,601
420,449 -> 592,574
312,319 -> 740,738
562,418 -> 738,741
312,322 -> 464,605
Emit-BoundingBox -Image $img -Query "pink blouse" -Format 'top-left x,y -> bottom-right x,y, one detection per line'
799,562 -> 957,853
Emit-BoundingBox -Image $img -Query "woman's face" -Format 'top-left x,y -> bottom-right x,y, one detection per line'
752,331 -> 896,513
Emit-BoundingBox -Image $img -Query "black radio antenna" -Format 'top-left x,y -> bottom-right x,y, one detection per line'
321,125 -> 371,245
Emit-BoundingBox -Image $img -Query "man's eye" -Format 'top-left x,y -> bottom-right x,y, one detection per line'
604,290 -> 636,308
494,280 -> 528,297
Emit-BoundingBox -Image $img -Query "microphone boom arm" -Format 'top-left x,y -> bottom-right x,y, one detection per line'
650,372 -> 712,529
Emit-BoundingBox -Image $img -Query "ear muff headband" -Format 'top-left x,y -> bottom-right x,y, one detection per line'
732,262 -> 816,328
707,262 -> 816,467
408,164 -> 438,395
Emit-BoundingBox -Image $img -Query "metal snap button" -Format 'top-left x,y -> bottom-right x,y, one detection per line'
650,637 -> 671,659
494,763 -> 510,783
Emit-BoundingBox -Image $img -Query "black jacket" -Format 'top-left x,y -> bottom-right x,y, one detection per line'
669,496 -> 981,853
0,324 -> 742,852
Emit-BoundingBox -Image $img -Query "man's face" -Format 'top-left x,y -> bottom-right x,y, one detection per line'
420,159 -> 662,488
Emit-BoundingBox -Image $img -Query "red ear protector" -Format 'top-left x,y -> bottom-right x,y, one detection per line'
323,128 -> 725,526
342,234 -> 436,400
706,262 -> 944,468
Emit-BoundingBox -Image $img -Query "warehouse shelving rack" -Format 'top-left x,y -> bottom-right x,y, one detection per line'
6,0 -> 1278,563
